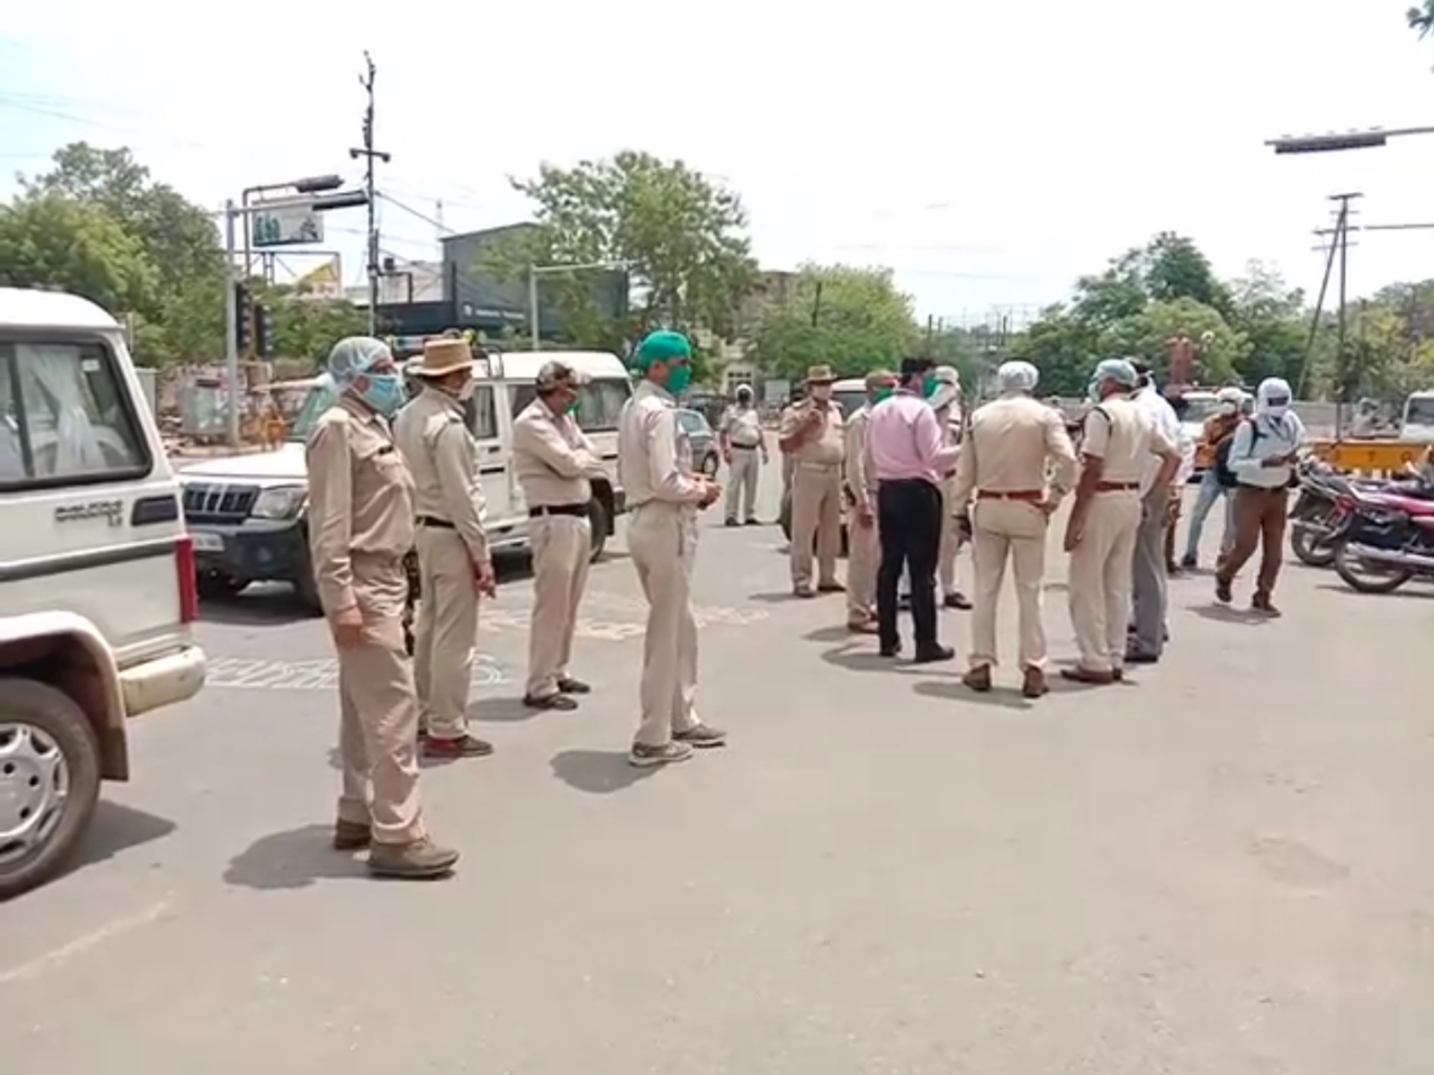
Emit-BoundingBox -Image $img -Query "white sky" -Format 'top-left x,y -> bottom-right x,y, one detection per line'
3,1 -> 1434,324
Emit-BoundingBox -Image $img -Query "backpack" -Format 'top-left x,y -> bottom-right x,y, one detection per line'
1214,419 -> 1263,489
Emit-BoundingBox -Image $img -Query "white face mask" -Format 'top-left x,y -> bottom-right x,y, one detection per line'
456,378 -> 477,402
1218,401 -> 1237,416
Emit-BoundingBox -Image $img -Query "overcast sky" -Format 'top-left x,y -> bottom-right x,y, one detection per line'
4,1 -> 1434,325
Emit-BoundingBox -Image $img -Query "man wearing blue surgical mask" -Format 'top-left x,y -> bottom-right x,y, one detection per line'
306,336 -> 460,880
1215,377 -> 1306,616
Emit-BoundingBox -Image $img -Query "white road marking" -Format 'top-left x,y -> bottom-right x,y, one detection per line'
0,893 -> 176,987
208,654 -> 509,692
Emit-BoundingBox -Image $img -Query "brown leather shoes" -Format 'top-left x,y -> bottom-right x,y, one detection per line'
1060,666 -> 1114,686
1021,667 -> 1048,699
962,666 -> 992,692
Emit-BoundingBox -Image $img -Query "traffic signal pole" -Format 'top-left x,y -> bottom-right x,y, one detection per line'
223,200 -> 240,448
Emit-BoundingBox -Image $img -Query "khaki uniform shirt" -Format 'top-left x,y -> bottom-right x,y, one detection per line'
719,404 -> 764,449
779,399 -> 845,466
511,398 -> 604,507
617,380 -> 704,507
1079,395 -> 1175,485
391,387 -> 490,563
306,396 -> 416,615
951,395 -> 1078,512
843,403 -> 876,512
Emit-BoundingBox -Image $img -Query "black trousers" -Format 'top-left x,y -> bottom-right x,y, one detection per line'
876,478 -> 943,650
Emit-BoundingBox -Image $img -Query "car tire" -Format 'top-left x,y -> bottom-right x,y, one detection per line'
0,678 -> 103,901
197,574 -> 246,601
293,553 -> 325,617
587,498 -> 611,562
702,452 -> 719,477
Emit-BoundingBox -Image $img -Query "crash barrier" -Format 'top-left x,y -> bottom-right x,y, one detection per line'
1307,439 -> 1429,479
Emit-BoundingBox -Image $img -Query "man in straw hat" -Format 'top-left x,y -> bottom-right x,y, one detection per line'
392,336 -> 497,761
778,364 -> 846,597
951,359 -> 1076,698
618,330 -> 728,767
307,336 -> 459,879
511,358 -> 606,710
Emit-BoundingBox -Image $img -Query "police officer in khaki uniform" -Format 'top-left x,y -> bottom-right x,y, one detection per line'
842,369 -> 896,633
951,360 -> 1077,698
617,330 -> 727,767
307,337 -> 459,880
779,364 -> 845,597
511,359 -> 606,710
1062,359 -> 1180,685
392,337 -> 495,760
718,384 -> 767,526
929,365 -> 972,610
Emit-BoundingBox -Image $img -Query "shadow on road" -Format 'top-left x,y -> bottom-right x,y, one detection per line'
912,679 -> 1034,711
69,800 -> 176,873
1315,582 -> 1434,600
1186,603 -> 1275,625
747,590 -> 803,604
549,749 -> 658,794
468,696 -> 542,723
198,584 -> 315,626
223,823 -> 369,890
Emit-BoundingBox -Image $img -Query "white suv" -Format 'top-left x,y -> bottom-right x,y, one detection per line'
0,288 -> 206,900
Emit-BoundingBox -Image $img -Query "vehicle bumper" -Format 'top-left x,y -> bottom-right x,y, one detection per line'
120,643 -> 207,718
189,519 -> 307,584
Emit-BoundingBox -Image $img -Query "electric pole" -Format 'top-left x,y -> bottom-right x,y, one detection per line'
350,51 -> 390,335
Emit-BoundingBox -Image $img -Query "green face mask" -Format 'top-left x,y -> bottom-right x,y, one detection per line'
873,387 -> 895,404
565,399 -> 579,415
665,362 -> 692,396
921,373 -> 938,399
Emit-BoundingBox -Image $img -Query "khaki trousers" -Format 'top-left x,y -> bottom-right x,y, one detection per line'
526,513 -> 591,699
846,511 -> 879,624
413,526 -> 478,740
790,462 -> 842,590
627,502 -> 701,747
336,552 -> 426,846
969,499 -> 1049,670
1067,492 -> 1141,675
938,476 -> 964,597
724,447 -> 760,522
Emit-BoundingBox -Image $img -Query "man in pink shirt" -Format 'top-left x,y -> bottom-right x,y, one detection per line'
866,357 -> 960,662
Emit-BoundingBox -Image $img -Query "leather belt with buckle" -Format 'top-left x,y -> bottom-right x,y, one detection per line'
417,515 -> 455,529
528,503 -> 590,519
977,489 -> 1044,501
1095,481 -> 1139,492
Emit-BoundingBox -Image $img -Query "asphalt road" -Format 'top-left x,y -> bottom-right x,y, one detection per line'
4,472 -> 1432,1075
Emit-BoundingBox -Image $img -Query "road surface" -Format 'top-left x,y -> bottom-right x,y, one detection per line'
3,474 -> 1431,1075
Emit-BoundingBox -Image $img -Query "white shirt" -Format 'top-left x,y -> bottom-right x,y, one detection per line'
1135,386 -> 1193,495
1228,410 -> 1308,489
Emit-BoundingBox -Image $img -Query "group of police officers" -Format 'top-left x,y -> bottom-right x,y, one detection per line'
302,326 -> 1203,881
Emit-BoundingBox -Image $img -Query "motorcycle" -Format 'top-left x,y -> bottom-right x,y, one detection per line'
1332,484 -> 1434,594
1289,460 -> 1434,568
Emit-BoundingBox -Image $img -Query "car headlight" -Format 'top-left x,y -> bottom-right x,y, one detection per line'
250,485 -> 308,520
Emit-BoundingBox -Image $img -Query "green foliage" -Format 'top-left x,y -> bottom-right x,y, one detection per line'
1410,1 -> 1434,38
482,151 -> 758,352
260,285 -> 369,368
0,194 -> 157,314
750,264 -> 919,380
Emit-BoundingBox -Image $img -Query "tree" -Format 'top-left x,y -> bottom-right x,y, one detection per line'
484,151 -> 758,349
1099,297 -> 1244,383
262,286 -> 369,366
1409,1 -> 1433,39
1226,262 -> 1308,389
749,264 -> 919,381
0,194 -> 157,315
20,143 -> 224,301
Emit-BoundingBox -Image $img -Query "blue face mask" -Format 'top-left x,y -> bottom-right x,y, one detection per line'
360,373 -> 407,417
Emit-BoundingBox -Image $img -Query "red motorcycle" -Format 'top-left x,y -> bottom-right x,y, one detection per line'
1331,483 -> 1434,594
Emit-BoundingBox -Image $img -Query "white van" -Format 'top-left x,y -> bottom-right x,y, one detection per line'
1399,390 -> 1434,444
0,287 -> 206,899
179,349 -> 633,609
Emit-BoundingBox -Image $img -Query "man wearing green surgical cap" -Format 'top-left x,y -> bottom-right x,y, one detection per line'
617,330 -> 728,767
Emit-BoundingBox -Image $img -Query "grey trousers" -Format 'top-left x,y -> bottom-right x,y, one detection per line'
1129,501 -> 1168,658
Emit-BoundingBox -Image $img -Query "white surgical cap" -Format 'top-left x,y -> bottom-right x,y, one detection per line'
1094,358 -> 1139,388
327,336 -> 392,390
997,360 -> 1039,393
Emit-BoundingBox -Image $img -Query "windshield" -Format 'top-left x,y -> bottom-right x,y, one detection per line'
1404,397 -> 1434,427
1181,396 -> 1219,424
287,383 -> 339,442
833,389 -> 867,417
676,410 -> 709,435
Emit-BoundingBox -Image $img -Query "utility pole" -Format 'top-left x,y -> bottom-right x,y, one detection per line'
349,51 -> 390,335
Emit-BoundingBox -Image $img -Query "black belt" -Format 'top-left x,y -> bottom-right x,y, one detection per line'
417,515 -> 455,529
731,442 -> 760,450
529,502 -> 590,519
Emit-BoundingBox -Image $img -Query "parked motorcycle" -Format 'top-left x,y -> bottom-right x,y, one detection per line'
1332,485 -> 1434,593
1289,460 -> 1361,568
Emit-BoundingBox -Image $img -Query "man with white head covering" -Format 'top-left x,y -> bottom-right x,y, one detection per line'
718,383 -> 767,526
1126,358 -> 1193,665
951,359 -> 1076,698
1215,377 -> 1306,616
928,365 -> 973,611
307,336 -> 459,879
1063,359 -> 1181,685
1180,385 -> 1245,569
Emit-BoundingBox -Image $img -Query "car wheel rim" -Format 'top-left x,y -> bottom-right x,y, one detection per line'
0,724 -> 71,866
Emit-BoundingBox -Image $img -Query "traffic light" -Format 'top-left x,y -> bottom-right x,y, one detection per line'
255,303 -> 275,359
234,282 -> 254,354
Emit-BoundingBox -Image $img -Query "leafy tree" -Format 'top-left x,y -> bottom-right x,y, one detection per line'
483,151 -> 758,350
263,286 -> 369,366
1022,306 -> 1105,396
1226,262 -> 1308,389
1409,1 -> 1433,38
1099,297 -> 1244,383
749,264 -> 919,381
20,143 -> 224,302
1072,232 -> 1232,326
0,194 -> 157,315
